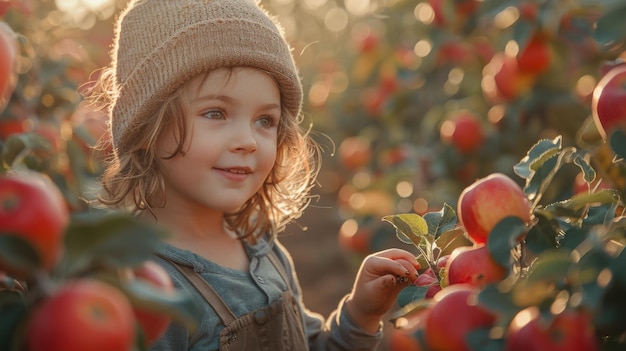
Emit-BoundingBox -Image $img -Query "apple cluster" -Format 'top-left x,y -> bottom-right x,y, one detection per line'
0,170 -> 182,351
386,168 -> 606,351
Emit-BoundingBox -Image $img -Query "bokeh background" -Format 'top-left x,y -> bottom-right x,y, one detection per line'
2,0 -> 626,349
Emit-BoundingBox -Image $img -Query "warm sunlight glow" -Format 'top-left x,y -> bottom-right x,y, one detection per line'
324,8 -> 349,32
414,40 -> 432,58
494,6 -> 519,29
414,3 -> 435,25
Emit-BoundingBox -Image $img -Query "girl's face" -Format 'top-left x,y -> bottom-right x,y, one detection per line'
155,67 -> 280,215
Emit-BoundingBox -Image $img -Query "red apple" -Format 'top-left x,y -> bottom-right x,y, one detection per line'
413,267 -> 442,297
389,329 -> 424,351
518,1 -> 539,21
505,307 -> 599,351
591,65 -> 626,139
414,267 -> 438,286
437,40 -> 472,66
493,54 -> 537,101
25,279 -> 136,351
517,34 -> 552,75
338,220 -> 373,255
599,58 -> 626,78
425,284 -> 496,351
0,22 -> 17,113
458,173 -> 531,245
338,136 -> 372,170
0,118 -> 30,139
0,170 -> 69,277
445,245 -> 507,287
436,255 -> 450,269
440,111 -> 485,155
132,260 -> 175,346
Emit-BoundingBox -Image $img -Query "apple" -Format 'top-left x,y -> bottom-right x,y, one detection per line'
471,36 -> 495,63
0,118 -> 30,139
338,222 -> 373,255
0,21 -> 17,113
445,245 -> 507,287
599,58 -> 626,78
425,284 -> 496,351
436,254 -> 450,269
356,32 -> 379,54
437,40 -> 472,66
439,111 -> 485,155
0,170 -> 69,276
389,329 -> 423,351
25,279 -> 136,351
517,34 -> 552,75
505,307 -> 599,351
132,260 -> 175,346
591,65 -> 626,139
414,267 -> 438,286
413,267 -> 443,297
492,54 -> 537,101
428,0 -> 479,27
338,136 -> 372,170
518,1 -> 539,21
457,173 -> 531,245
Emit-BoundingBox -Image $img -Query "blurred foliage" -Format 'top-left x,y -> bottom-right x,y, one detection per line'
311,0 -> 626,256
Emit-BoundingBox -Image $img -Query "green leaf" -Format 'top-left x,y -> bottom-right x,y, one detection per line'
0,290 -> 27,351
478,284 -> 523,322
389,297 -> 433,326
559,227 -> 589,251
529,147 -> 561,173
0,233 -> 42,277
526,250 -> 572,286
60,212 -> 168,274
435,229 -> 472,257
611,248 -> 626,287
610,129 -> 626,159
1,133 -> 51,169
514,136 -> 562,180
423,203 -> 457,239
574,244 -> 612,286
584,202 -> 619,228
594,3 -> 626,46
487,216 -> 527,271
545,189 -> 619,220
524,212 -> 559,254
572,155 -> 596,184
382,213 -> 429,248
396,285 -> 429,308
524,155 -> 558,201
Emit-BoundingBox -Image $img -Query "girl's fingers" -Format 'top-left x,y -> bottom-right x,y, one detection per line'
363,253 -> 419,281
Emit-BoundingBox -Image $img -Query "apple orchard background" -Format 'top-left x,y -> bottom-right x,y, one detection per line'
3,0 -> 626,350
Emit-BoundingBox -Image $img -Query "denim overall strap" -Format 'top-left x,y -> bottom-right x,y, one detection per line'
159,256 -> 238,325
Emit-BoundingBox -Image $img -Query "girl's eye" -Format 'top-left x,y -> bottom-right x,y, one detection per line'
202,110 -> 225,120
256,116 -> 278,128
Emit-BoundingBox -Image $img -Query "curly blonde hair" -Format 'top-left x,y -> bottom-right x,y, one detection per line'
89,67 -> 321,241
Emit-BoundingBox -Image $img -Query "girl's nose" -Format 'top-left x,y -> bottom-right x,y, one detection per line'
230,122 -> 257,153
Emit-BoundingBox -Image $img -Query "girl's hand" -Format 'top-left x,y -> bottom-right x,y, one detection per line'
344,248 -> 420,333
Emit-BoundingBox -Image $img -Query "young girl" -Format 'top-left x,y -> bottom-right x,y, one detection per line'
91,0 -> 420,350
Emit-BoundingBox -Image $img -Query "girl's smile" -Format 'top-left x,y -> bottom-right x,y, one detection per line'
154,67 -> 280,216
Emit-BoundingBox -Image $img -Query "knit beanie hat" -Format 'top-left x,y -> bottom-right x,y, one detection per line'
108,0 -> 302,152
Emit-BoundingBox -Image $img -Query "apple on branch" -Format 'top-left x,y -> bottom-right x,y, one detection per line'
591,64 -> 626,139
457,173 -> 532,245
25,279 -> 136,351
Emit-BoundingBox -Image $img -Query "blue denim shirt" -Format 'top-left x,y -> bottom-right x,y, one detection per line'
150,235 -> 383,351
